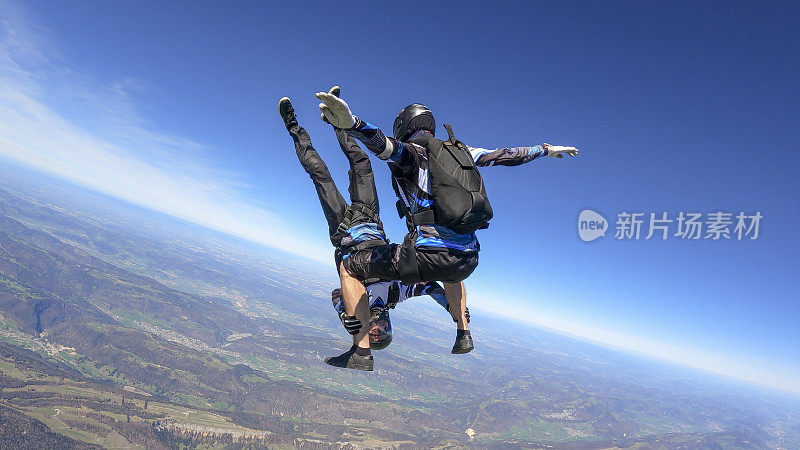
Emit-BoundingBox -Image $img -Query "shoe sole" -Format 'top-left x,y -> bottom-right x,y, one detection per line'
324,358 -> 374,372
452,345 -> 474,354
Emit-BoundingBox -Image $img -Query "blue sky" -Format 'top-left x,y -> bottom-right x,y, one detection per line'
1,1 -> 799,392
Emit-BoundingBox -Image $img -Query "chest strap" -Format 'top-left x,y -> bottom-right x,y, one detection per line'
395,199 -> 436,231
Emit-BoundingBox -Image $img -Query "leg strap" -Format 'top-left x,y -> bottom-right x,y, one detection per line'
397,233 -> 422,284
332,203 -> 384,247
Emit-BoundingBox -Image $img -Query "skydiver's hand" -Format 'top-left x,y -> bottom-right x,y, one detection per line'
320,86 -> 341,124
342,315 -> 362,335
316,90 -> 356,129
331,288 -> 342,304
543,143 -> 579,159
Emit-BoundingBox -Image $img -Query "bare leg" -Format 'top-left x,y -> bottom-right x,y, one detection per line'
445,282 -> 469,331
339,261 -> 370,349
446,281 -> 474,354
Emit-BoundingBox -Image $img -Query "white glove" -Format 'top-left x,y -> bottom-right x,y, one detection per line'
543,143 -> 579,159
316,91 -> 356,129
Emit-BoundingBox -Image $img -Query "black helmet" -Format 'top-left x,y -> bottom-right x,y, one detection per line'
368,308 -> 393,350
393,103 -> 435,141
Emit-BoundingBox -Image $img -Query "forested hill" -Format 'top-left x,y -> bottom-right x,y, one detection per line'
1,169 -> 798,448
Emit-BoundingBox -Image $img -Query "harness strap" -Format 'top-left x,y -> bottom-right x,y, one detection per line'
387,282 -> 400,309
411,210 -> 435,226
350,202 -> 377,218
395,190 -> 435,229
348,238 -> 386,252
397,233 -> 422,283
332,203 -> 383,244
444,123 -> 458,145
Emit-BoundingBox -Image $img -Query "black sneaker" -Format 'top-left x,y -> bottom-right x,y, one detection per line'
321,86 -> 340,124
452,331 -> 474,354
324,346 -> 374,371
279,97 -> 297,130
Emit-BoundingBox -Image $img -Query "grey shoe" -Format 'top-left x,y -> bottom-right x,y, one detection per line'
452,332 -> 474,354
279,97 -> 298,130
324,346 -> 374,371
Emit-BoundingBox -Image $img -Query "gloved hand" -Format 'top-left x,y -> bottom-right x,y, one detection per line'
332,288 -> 361,334
316,90 -> 356,129
543,143 -> 579,159
321,86 -> 340,124
342,315 -> 362,335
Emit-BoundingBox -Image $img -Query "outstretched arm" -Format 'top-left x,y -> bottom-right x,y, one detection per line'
470,143 -> 579,167
315,90 -> 578,171
470,146 -> 546,167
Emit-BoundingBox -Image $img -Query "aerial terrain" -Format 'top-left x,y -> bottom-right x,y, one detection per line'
0,162 -> 798,448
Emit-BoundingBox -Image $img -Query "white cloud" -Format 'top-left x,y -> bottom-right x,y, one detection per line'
0,2 -> 331,264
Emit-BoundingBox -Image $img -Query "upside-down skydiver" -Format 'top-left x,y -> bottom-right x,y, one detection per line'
278,87 -> 468,366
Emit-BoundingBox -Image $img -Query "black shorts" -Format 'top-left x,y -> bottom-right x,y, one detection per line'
342,237 -> 479,284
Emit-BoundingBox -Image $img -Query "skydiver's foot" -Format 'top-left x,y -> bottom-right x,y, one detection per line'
452,329 -> 474,354
279,97 -> 298,130
324,345 -> 373,371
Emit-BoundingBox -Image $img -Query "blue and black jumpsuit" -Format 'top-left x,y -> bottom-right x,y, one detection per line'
288,123 -> 384,254
287,121 -> 450,336
342,118 -> 548,283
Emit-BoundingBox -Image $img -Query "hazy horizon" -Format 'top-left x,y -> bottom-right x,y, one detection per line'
3,158 -> 799,399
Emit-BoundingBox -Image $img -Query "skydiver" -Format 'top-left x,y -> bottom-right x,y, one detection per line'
278,88 -> 468,368
329,282 -> 469,352
316,90 -> 579,371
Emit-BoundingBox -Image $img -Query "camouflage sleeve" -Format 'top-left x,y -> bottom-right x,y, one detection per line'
407,281 -> 448,311
331,288 -> 344,314
468,145 -> 547,167
425,282 -> 450,311
331,288 -> 347,328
